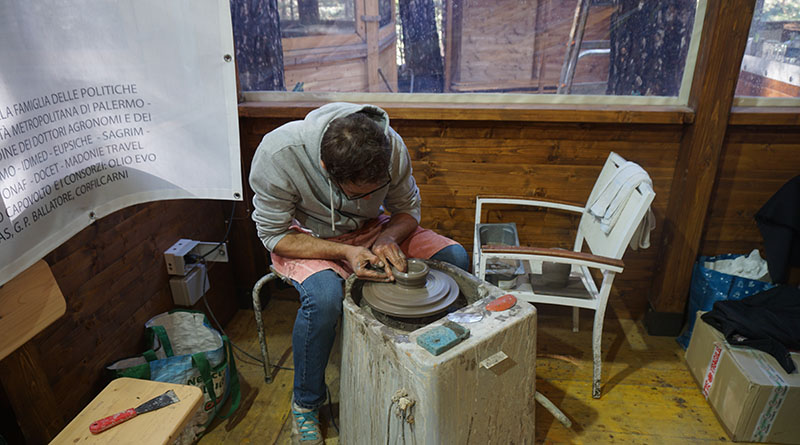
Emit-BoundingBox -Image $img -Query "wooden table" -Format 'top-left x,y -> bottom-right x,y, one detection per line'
51,378 -> 203,445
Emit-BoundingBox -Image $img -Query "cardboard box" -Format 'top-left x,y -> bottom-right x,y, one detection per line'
686,312 -> 800,443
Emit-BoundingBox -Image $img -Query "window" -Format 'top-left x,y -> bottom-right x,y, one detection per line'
232,0 -> 704,104
735,0 -> 800,101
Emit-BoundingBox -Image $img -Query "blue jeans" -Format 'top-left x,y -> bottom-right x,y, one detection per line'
290,244 -> 469,409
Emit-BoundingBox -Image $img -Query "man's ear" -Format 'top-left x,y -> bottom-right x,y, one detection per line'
320,160 -> 326,170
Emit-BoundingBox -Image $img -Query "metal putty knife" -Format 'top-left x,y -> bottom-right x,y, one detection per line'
89,389 -> 180,434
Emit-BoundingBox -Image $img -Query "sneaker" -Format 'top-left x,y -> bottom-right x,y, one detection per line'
291,401 -> 324,444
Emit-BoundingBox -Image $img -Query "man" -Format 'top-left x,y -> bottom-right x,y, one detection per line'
249,102 -> 469,444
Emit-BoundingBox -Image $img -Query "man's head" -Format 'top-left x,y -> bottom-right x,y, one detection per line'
320,111 -> 391,190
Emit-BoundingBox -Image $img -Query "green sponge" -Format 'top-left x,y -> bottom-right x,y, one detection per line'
416,321 -> 470,355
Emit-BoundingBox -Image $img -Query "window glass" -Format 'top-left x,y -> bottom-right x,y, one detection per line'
379,0 -> 392,27
278,0 -> 355,37
233,0 -> 700,98
736,0 -> 800,98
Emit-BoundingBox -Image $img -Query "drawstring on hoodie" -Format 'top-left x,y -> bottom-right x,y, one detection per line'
328,179 -> 335,232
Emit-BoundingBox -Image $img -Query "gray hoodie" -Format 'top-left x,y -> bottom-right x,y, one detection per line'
249,103 -> 421,252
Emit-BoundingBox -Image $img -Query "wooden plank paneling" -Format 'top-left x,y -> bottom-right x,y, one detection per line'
1,199 -> 240,443
238,115 -> 681,322
239,102 -> 694,124
729,109 -> 800,126
237,88 -> 796,341
700,125 -> 800,257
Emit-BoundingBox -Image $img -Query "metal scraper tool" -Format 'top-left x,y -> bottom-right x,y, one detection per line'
89,389 -> 181,434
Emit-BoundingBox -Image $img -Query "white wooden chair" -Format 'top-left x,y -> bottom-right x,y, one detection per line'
473,152 -> 655,398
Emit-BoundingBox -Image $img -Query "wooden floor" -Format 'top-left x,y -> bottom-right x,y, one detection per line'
199,286 -> 748,445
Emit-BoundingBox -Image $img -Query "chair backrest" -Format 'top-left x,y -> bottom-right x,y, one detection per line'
577,152 -> 656,259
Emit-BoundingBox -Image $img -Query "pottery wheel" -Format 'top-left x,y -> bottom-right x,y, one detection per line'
362,269 -> 459,318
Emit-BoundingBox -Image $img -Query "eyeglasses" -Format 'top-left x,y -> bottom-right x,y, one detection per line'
338,174 -> 391,200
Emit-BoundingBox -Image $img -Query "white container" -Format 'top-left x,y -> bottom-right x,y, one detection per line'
340,260 -> 537,444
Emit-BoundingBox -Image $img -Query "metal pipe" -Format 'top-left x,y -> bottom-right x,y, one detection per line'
253,272 -> 277,383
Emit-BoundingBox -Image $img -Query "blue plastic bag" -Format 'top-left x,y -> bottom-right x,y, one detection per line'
676,254 -> 774,349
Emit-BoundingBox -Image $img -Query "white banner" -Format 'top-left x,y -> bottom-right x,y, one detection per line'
0,0 -> 242,286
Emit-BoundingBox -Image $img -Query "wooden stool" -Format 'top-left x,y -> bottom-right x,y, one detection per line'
51,378 -> 203,444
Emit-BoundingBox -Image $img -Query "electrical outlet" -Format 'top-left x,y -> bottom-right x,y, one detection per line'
170,264 -> 210,306
164,239 -> 229,276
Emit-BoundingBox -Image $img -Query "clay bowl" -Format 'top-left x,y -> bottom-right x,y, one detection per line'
391,258 -> 429,288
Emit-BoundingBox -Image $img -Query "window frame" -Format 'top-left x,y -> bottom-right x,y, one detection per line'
242,0 -> 709,112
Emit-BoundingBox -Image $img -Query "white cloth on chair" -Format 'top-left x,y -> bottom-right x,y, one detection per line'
588,161 -> 655,249
629,207 -> 655,250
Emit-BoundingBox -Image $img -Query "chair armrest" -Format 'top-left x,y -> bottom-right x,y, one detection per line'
481,245 -> 624,271
476,195 -> 585,214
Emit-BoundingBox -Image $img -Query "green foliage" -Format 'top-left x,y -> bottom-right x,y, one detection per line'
757,0 -> 800,22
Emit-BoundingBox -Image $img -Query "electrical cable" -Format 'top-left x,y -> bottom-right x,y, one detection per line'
200,288 -> 292,371
196,201 -> 340,432
386,399 -> 395,445
200,201 -> 236,261
195,201 -> 293,372
326,385 -> 339,433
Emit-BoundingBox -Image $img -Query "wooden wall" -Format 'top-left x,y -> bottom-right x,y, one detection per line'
702,122 -> 800,257
237,108 -> 800,321
396,118 -> 683,317
0,199 -> 241,444
238,115 -> 682,318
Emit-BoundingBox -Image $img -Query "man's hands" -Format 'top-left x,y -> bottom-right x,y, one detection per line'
372,236 -> 407,280
369,213 -> 416,279
273,214 -> 418,282
345,245 -> 391,281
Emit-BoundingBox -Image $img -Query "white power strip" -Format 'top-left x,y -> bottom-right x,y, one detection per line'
164,238 -> 228,276
164,238 -> 228,306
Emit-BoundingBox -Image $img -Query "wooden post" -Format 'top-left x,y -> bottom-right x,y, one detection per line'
443,0 -> 454,92
364,0 -> 380,92
645,0 -> 757,335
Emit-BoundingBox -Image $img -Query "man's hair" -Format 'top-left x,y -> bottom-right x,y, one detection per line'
320,111 -> 391,184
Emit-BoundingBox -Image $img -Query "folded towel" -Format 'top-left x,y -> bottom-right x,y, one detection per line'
629,207 -> 656,251
588,161 -> 652,233
588,160 -> 656,250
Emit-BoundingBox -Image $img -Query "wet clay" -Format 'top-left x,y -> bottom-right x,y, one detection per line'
362,259 -> 459,318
